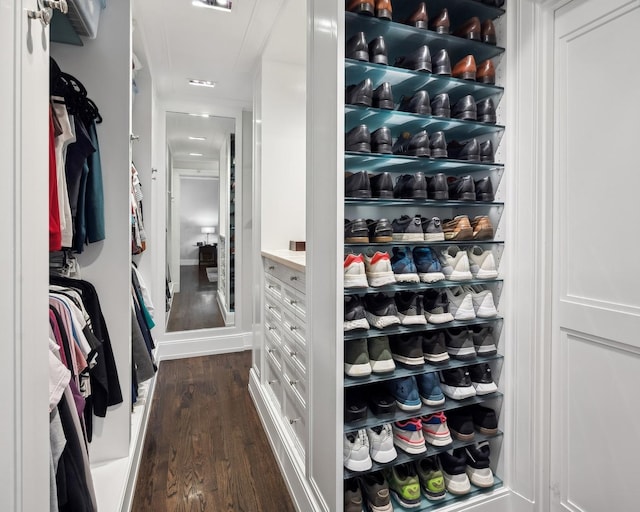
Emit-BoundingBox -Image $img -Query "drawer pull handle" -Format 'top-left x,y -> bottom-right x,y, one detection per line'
289,380 -> 299,386
289,351 -> 297,357
290,326 -> 298,331
289,300 -> 297,305
268,265 -> 275,270
289,418 -> 301,424
267,348 -> 274,354
267,305 -> 275,310
290,276 -> 298,281
268,327 -> 276,331
268,379 -> 279,385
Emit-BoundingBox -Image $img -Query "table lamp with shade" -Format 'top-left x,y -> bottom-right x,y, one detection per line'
201,226 -> 216,245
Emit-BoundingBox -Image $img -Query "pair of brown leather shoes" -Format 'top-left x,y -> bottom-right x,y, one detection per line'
454,17 -> 497,45
452,55 -> 496,84
346,0 -> 392,20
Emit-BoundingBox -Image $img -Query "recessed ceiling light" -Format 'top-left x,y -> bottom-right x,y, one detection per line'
189,136 -> 207,141
189,79 -> 216,88
189,153 -> 204,156
192,0 -> 232,12
189,113 -> 212,118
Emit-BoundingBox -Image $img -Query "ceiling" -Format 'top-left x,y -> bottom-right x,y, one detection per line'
133,0 -> 305,168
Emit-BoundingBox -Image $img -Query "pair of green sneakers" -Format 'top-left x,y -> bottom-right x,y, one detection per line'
385,457 -> 446,508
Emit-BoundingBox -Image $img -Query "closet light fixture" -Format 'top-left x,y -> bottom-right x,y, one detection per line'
189,153 -> 204,157
192,0 -> 232,12
189,113 -> 212,118
189,136 -> 207,141
189,79 -> 216,88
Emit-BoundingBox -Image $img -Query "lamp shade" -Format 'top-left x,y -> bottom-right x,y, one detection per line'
201,226 -> 216,234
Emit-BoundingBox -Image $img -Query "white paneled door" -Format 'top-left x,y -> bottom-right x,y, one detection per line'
551,1 -> 640,511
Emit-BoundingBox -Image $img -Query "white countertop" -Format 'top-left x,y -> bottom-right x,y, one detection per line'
261,250 -> 306,273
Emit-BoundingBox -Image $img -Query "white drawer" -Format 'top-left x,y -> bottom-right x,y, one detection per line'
264,308 -> 283,341
283,388 -> 307,460
263,258 -> 279,276
265,332 -> 282,371
279,266 -> 305,294
264,356 -> 283,414
283,355 -> 307,406
264,273 -> 282,301
281,283 -> 306,319
282,333 -> 307,376
264,292 -> 282,321
281,308 -> 306,349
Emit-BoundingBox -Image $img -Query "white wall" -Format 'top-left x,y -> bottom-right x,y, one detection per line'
179,177 -> 219,264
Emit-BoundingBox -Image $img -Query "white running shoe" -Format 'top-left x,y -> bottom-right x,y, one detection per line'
344,429 -> 373,472
462,285 -> 498,318
467,246 -> 498,280
444,287 -> 476,321
440,246 -> 473,281
344,253 -> 369,288
366,423 -> 398,464
363,251 -> 396,287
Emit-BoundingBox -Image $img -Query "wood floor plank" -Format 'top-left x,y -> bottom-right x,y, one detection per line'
132,352 -> 296,512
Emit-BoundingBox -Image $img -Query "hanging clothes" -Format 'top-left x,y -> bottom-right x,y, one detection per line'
49,108 -> 62,251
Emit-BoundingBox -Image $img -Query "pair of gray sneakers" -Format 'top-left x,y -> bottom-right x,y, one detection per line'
344,336 -> 396,377
344,472 -> 392,512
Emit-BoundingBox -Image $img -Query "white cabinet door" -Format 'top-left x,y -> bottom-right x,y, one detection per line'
0,1 -> 50,511
551,1 -> 640,511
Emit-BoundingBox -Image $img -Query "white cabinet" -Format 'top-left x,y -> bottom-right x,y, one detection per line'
259,253 -> 308,463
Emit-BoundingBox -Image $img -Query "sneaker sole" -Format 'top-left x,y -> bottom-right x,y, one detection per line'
370,445 -> 398,464
394,273 -> 420,283
344,363 -> 372,377
451,428 -> 475,442
423,352 -> 450,363
443,472 -> 471,495
473,382 -> 498,395
424,433 -> 453,447
368,502 -> 394,512
366,272 -> 397,287
345,236 -> 369,243
398,313 -> 427,326
392,436 -> 427,453
445,229 -> 474,240
440,383 -> 476,400
447,346 -> 477,359
446,270 -> 473,281
392,354 -> 425,367
425,312 -> 455,324
365,312 -> 401,329
424,233 -> 446,241
466,467 -> 495,488
421,395 -> 446,406
370,359 -> 396,374
424,489 -> 446,501
419,272 -> 446,283
344,456 -> 373,472
475,346 -> 498,356
344,318 -> 370,331
389,489 -> 422,509
394,400 -> 423,412
474,269 -> 498,279
344,274 -> 369,288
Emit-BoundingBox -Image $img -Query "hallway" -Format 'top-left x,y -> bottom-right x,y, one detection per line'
132,351 -> 296,511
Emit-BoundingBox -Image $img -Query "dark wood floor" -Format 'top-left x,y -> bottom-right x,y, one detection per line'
132,352 -> 296,512
167,265 -> 226,332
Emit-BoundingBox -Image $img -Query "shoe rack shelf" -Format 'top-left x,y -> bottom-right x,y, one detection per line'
345,353 -> 503,388
344,431 -> 504,479
343,278 -> 503,296
345,104 -> 504,140
345,392 -> 502,433
344,317 -> 503,342
389,476 -> 504,512
346,59 -> 503,106
342,0 -> 506,505
346,12 -> 505,65
345,151 -> 503,174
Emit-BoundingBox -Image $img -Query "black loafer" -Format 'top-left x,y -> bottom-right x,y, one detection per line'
370,172 -> 394,198
346,32 -> 369,61
477,97 -> 497,124
371,126 -> 393,154
367,218 -> 393,242
431,93 -> 451,118
345,171 -> 372,198
344,218 -> 369,243
368,36 -> 388,65
448,175 -> 476,201
427,173 -> 448,200
452,95 -> 477,121
394,172 -> 428,199
346,78 -> 373,107
392,130 -> 431,157
394,45 -> 432,72
429,131 -> 448,159
448,139 -> 481,161
480,140 -> 495,162
373,82 -> 394,110
398,90 -> 431,115
345,124 -> 371,153
475,176 -> 495,202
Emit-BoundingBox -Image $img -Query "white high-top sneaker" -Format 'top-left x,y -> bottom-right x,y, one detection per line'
440,246 -> 473,281
467,246 -> 498,280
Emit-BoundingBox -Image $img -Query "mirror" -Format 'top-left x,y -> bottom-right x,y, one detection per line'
164,112 -> 236,332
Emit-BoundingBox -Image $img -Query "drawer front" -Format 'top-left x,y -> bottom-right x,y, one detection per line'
280,266 -> 306,294
282,333 -> 307,376
264,292 -> 282,321
264,308 -> 283,342
264,356 -> 283,414
283,355 -> 307,406
265,331 -> 282,371
281,283 -> 306,320
263,258 -> 279,276
264,273 -> 282,301
283,388 -> 307,460
281,308 -> 306,349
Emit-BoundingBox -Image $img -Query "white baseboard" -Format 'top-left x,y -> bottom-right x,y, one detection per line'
248,370 -> 327,512
157,332 -> 252,361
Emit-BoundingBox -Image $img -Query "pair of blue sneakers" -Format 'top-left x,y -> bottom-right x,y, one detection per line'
391,247 -> 445,284
388,373 -> 445,411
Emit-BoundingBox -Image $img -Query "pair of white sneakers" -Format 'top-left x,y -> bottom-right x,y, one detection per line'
440,245 -> 498,281
445,285 -> 498,320
343,424 -> 398,472
344,252 -> 396,288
